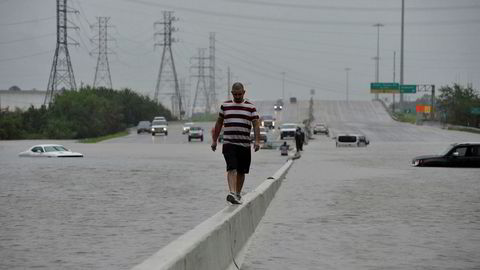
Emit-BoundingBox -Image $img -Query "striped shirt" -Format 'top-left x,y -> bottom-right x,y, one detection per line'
219,99 -> 259,147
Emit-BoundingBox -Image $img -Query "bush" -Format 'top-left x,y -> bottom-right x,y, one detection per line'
0,87 -> 173,140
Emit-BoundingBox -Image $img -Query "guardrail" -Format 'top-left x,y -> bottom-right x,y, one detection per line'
131,159 -> 294,270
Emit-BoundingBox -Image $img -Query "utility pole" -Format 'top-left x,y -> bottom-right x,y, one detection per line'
345,68 -> 351,102
191,48 -> 209,115
281,72 -> 285,103
400,0 -> 405,110
209,32 -> 217,112
227,66 -> 231,100
154,11 -> 183,119
393,51 -> 396,113
373,23 -> 384,101
44,0 -> 78,105
91,17 -> 113,89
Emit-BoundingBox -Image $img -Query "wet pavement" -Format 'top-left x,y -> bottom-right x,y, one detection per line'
2,100 -> 480,269
242,133 -> 480,269
0,122 -> 288,270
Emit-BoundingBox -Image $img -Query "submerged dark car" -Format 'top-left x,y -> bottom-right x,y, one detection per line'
411,142 -> 480,167
136,121 -> 151,134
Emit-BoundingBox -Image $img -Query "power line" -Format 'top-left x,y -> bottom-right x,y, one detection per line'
0,33 -> 55,45
0,49 -> 53,63
122,0 -> 480,26
0,16 -> 55,27
224,0 -> 480,12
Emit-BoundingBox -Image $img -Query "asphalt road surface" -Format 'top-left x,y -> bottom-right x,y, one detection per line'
1,99 -> 479,270
242,100 -> 480,270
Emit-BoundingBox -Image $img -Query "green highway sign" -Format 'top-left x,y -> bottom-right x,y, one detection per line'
370,82 -> 399,93
370,82 -> 417,94
471,107 -> 480,115
400,84 -> 417,93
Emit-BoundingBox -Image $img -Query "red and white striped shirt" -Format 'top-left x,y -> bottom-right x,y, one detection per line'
219,99 -> 259,147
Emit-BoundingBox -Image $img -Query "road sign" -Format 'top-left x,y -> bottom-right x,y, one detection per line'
471,107 -> 480,115
416,105 -> 431,113
370,82 -> 399,93
400,84 -> 417,93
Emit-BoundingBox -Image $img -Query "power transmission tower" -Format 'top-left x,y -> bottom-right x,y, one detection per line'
209,32 -> 217,112
44,0 -> 79,105
191,48 -> 209,115
91,17 -> 113,89
154,11 -> 184,118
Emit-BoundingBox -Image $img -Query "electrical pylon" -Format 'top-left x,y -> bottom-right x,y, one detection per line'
191,48 -> 209,115
44,0 -> 78,105
92,17 -> 113,89
154,11 -> 184,118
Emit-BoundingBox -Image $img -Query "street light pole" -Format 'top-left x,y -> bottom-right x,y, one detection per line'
281,72 -> 285,104
373,23 -> 384,101
400,0 -> 405,110
345,68 -> 351,102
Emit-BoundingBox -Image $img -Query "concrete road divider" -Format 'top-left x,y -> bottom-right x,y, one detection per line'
131,159 -> 293,270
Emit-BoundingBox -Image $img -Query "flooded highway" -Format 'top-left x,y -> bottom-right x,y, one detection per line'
1,100 -> 480,270
0,121 -> 287,270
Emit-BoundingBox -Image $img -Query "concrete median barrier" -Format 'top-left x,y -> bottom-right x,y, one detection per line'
131,159 -> 293,270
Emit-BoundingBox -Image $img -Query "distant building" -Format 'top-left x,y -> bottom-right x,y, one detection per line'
0,89 -> 47,111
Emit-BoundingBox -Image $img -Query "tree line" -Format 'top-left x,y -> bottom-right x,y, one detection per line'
0,87 -> 173,140
391,84 -> 480,127
436,84 -> 480,127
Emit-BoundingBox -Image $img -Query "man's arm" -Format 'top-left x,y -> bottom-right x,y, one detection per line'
252,119 -> 260,152
211,117 -> 224,151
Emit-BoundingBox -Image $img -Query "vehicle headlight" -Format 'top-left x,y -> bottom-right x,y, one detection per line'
413,159 -> 422,166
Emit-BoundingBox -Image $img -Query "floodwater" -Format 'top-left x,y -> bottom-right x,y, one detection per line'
242,100 -> 480,270
242,138 -> 480,270
2,101 -> 480,270
0,122 -> 287,270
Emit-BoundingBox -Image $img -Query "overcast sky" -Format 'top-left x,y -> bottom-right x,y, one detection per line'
1,0 -> 479,111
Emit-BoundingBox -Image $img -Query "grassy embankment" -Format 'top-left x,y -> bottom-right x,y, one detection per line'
79,130 -> 129,143
393,112 -> 417,124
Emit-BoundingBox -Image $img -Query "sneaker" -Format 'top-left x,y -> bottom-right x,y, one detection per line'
226,193 -> 242,205
235,193 -> 242,202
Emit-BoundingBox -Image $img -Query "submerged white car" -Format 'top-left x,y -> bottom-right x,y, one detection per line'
151,120 -> 168,136
19,144 -> 84,158
182,122 -> 194,134
280,123 -> 298,140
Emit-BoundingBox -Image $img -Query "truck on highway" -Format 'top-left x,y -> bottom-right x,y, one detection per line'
261,115 -> 275,129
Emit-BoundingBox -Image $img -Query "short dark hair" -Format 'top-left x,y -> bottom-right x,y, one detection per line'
232,82 -> 244,91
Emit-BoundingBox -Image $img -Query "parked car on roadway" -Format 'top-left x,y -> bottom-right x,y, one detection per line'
250,126 -> 268,142
274,99 -> 284,111
313,123 -> 328,135
261,115 -> 275,129
411,142 -> 480,167
151,120 -> 168,136
19,144 -> 83,158
153,116 -> 166,121
182,122 -> 194,134
136,121 -> 151,134
188,126 -> 204,141
335,134 -> 369,147
280,123 -> 298,139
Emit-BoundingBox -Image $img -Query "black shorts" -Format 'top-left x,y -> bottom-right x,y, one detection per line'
222,143 -> 251,174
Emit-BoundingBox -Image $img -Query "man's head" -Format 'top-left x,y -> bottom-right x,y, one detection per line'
231,82 -> 245,103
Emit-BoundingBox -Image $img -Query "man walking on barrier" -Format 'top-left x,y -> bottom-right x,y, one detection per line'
211,82 -> 260,205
